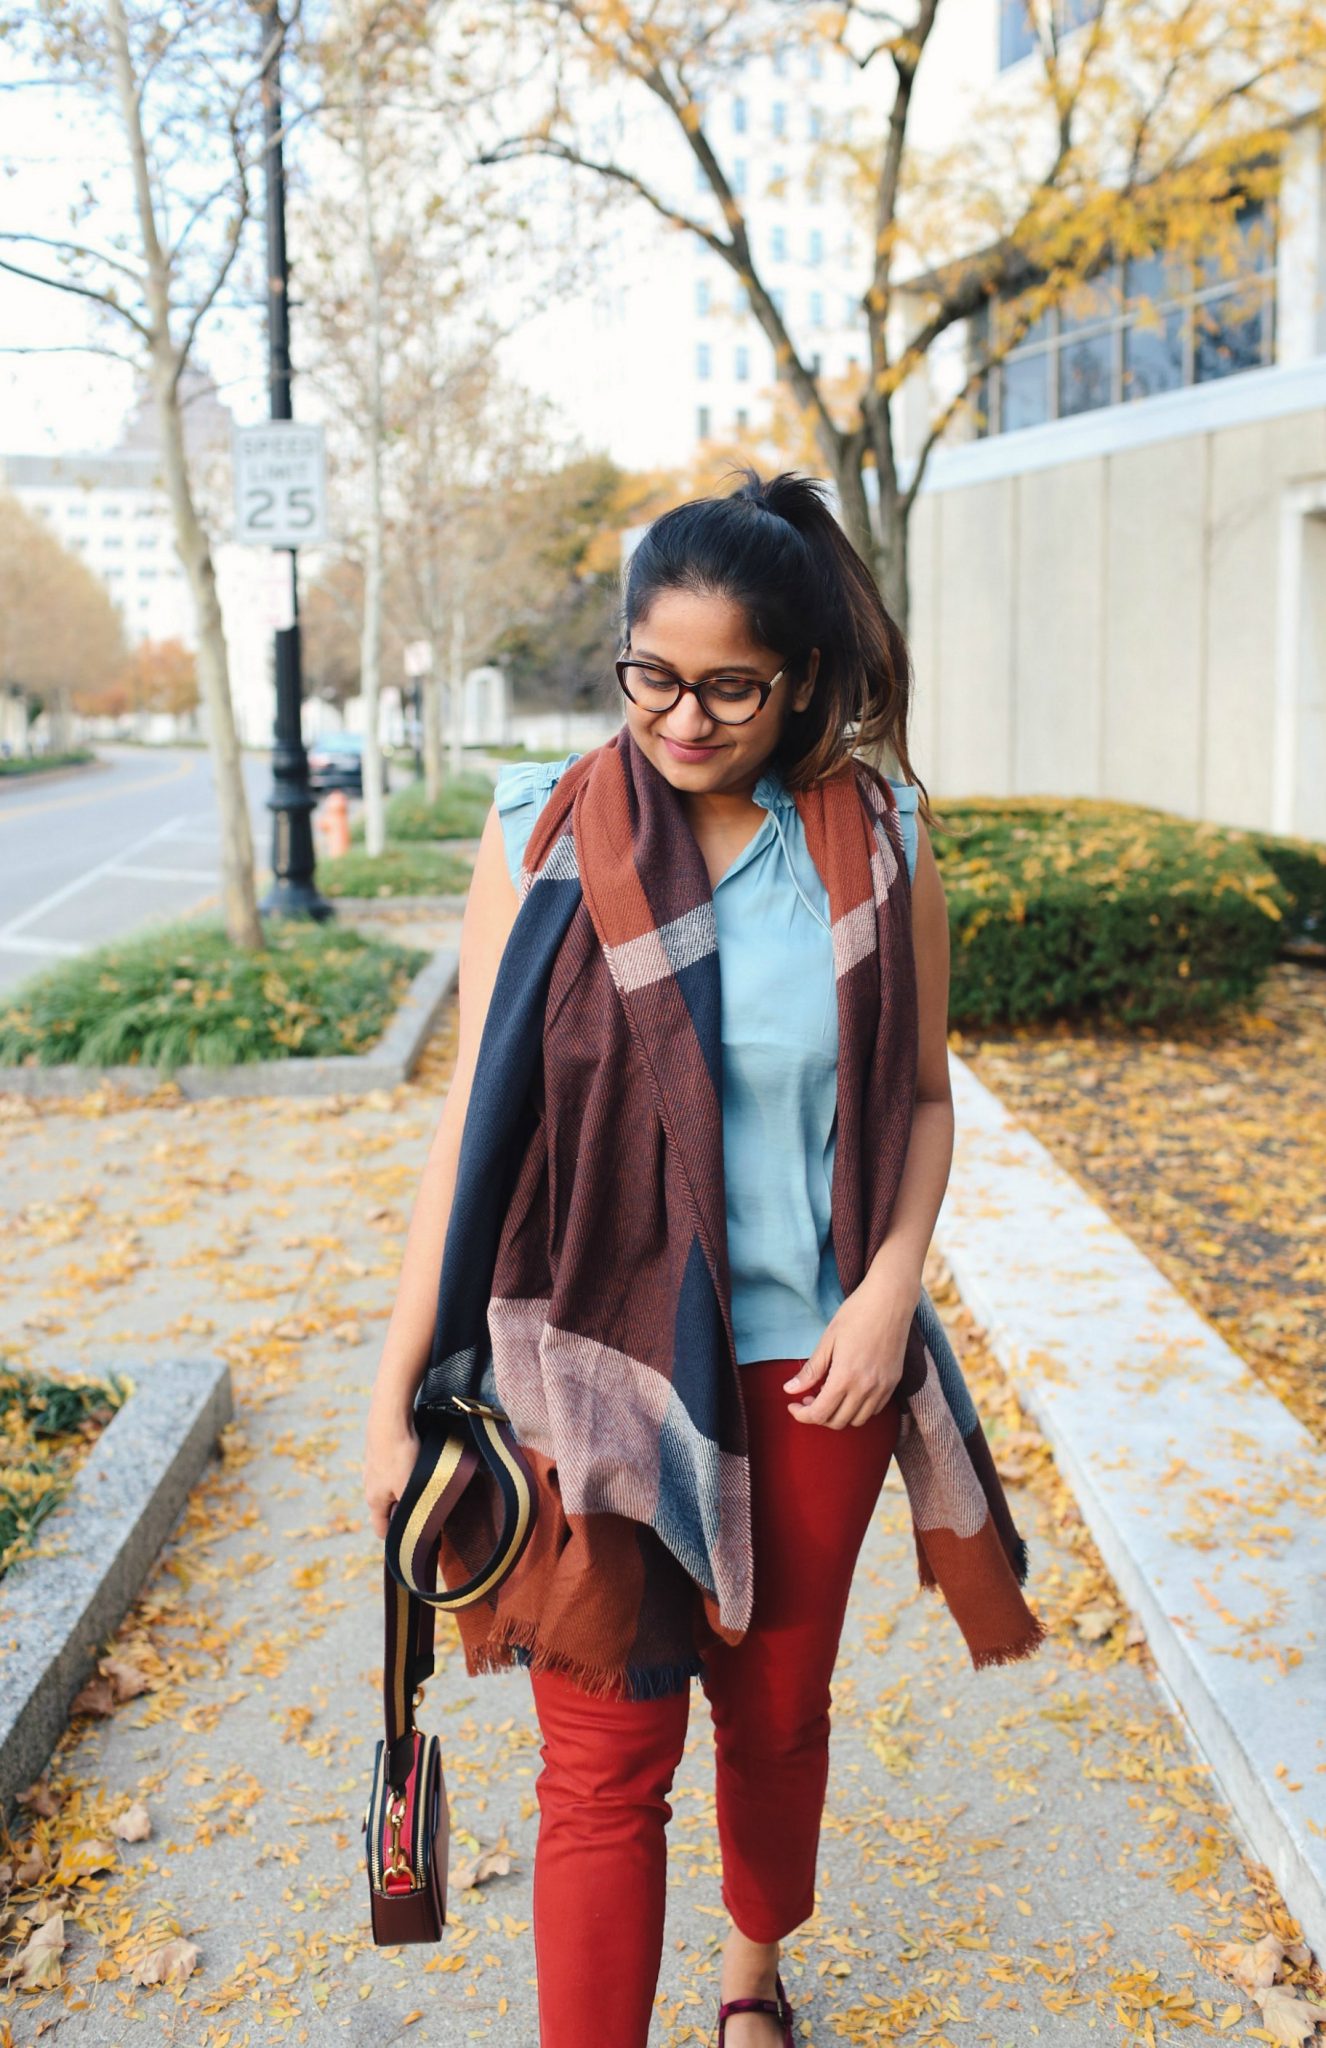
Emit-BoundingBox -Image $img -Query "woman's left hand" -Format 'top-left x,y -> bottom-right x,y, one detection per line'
783,1265 -> 920,1429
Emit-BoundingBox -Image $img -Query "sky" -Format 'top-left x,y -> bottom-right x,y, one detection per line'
0,56 -> 272,455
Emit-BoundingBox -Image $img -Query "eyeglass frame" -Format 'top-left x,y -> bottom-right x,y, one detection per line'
614,650 -> 791,726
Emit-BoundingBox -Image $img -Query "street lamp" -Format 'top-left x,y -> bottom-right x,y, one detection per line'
257,0 -> 331,922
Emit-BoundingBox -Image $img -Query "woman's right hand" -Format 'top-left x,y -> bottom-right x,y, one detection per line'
364,1398 -> 421,1543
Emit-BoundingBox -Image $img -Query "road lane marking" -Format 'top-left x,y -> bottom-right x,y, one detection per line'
0,816 -> 192,940
0,757 -> 196,824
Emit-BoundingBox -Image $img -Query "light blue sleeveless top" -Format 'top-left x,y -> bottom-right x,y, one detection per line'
493,751 -> 920,1365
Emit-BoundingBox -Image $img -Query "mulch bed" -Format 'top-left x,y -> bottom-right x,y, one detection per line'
956,960 -> 1326,1450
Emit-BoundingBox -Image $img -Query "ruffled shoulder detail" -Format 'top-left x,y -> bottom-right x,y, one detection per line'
493,752 -> 581,815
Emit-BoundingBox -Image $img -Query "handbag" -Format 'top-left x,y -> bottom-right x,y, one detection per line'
363,1391 -> 538,1944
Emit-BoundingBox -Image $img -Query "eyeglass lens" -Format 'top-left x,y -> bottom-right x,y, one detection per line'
618,661 -> 767,724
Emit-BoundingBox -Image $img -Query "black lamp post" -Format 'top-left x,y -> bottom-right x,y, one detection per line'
258,0 -> 331,922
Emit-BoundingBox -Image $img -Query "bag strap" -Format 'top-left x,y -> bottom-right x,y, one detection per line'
381,1399 -> 537,1789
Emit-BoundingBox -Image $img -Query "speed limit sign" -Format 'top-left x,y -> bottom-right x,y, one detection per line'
233,422 -> 328,548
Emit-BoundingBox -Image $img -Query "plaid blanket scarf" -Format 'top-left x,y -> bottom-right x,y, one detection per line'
419,724 -> 1045,1698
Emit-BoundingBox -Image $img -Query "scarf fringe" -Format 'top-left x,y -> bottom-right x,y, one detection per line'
970,1613 -> 1050,1670
460,1613 -> 700,1702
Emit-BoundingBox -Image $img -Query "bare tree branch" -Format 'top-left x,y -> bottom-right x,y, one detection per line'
0,253 -> 151,338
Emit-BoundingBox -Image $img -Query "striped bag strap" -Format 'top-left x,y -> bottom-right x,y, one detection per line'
382,1399 -> 538,1785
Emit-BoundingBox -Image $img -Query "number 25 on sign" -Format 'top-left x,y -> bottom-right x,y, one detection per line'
232,422 -> 329,550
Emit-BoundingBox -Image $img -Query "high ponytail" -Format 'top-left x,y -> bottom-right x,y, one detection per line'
620,464 -> 933,824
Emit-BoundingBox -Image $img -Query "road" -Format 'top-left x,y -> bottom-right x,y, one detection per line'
0,745 -> 280,997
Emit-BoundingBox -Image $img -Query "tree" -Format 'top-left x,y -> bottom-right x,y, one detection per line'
1,0 -> 275,945
473,0 -> 1326,632
0,493 -> 127,746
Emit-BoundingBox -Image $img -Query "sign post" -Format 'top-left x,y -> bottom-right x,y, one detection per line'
250,0 -> 331,924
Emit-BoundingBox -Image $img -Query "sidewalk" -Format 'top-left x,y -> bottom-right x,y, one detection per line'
0,1019 -> 1313,2044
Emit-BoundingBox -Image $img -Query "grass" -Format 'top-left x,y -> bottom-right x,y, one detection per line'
1,1365 -> 131,1581
0,917 -> 429,1071
349,772 -> 496,846
0,748 -> 96,778
318,844 -> 474,898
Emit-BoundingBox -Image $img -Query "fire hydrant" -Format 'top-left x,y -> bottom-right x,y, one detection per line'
320,788 -> 351,858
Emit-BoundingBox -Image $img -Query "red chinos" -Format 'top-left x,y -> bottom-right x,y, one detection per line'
526,1356 -> 903,2048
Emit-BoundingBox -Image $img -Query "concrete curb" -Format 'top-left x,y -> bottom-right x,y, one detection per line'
0,945 -> 458,1101
0,1357 -> 233,1822
936,1052 -> 1326,1956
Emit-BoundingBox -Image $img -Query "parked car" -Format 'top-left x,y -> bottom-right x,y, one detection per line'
307,732 -> 389,797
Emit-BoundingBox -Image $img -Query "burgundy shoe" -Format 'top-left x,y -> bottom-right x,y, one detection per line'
716,1970 -> 795,2046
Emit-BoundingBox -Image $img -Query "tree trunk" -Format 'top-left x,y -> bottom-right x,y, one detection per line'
447,603 -> 465,780
154,355 -> 264,946
351,53 -> 387,857
107,0 -> 262,950
424,642 -> 443,802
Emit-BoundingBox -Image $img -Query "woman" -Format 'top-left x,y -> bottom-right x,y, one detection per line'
364,468 -> 1041,2047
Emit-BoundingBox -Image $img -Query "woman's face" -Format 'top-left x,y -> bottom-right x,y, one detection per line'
620,587 -> 818,799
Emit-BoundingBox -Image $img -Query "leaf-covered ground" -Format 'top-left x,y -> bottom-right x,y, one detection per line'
0,990 -> 1322,2045
956,959 -> 1326,1449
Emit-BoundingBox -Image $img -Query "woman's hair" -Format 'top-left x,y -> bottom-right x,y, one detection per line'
621,465 -> 933,824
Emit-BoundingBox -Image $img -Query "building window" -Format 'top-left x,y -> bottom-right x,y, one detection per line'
771,224 -> 787,263
810,352 -> 823,375
1000,0 -> 1103,70
772,101 -> 787,140
101,503 -> 122,518
736,408 -> 749,431
807,44 -> 823,79
771,287 -> 787,319
697,342 -> 711,380
807,166 -> 823,205
695,157 -> 709,192
734,284 -> 749,314
697,405 -> 711,439
696,278 -> 711,317
809,228 -> 824,266
808,104 -> 823,141
733,95 -> 747,134
772,45 -> 787,76
968,195 -> 1276,436
736,345 -> 750,380
844,292 -> 858,324
810,290 -> 825,328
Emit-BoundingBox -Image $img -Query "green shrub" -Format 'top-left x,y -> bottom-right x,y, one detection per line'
1240,829 -> 1326,942
930,797 -> 1291,1028
319,844 -> 474,898
0,748 -> 95,777
0,918 -> 428,1070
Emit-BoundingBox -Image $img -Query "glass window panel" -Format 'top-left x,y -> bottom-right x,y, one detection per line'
1000,350 -> 1051,430
1197,198 -> 1273,289
1122,308 -> 1185,398
1125,247 -> 1189,307
1058,327 -> 1115,414
1059,261 -> 1121,332
697,405 -> 711,438
1193,289 -> 1267,382
999,0 -> 1038,68
996,294 -> 1053,349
